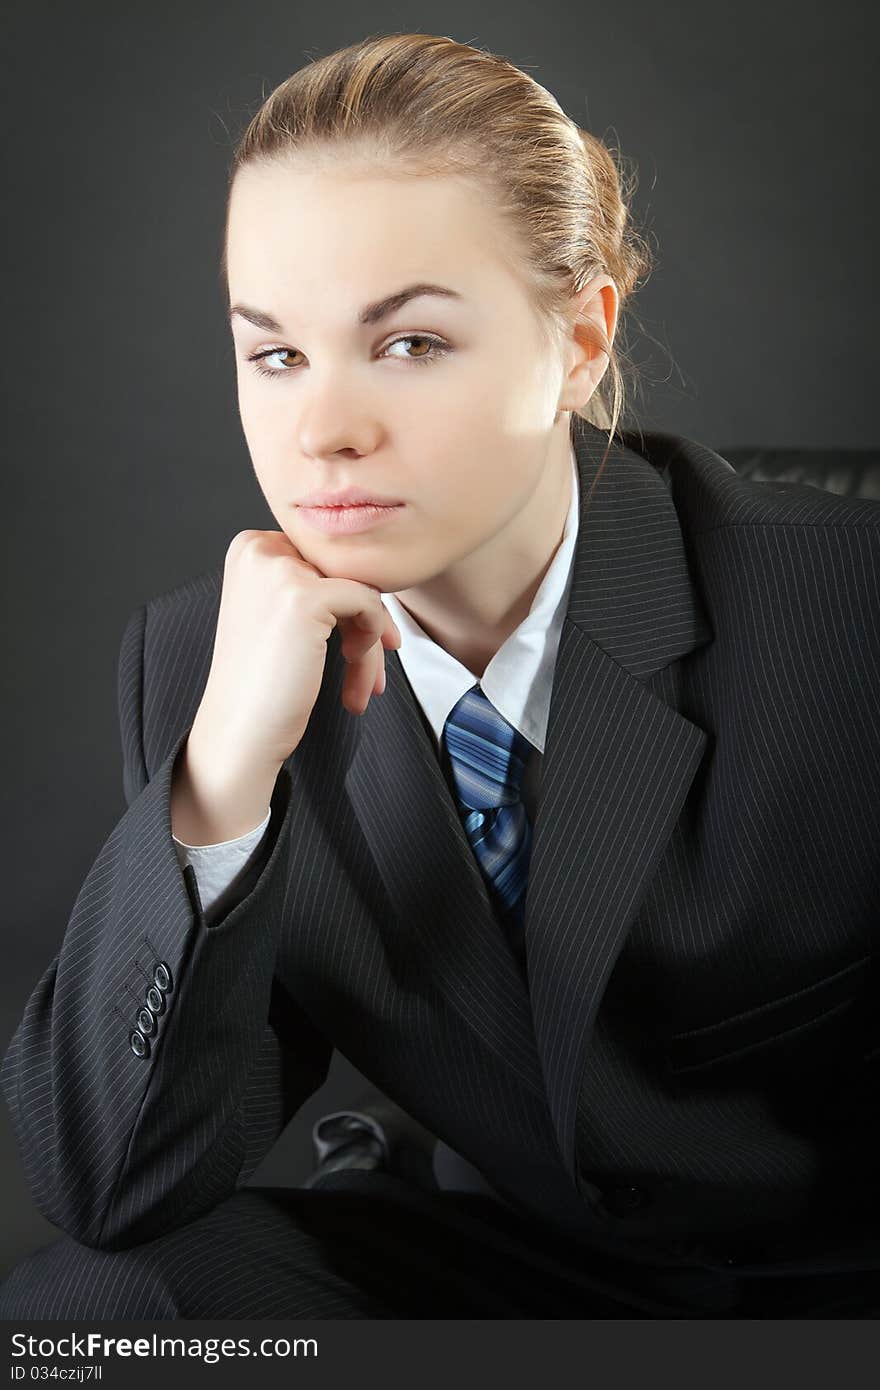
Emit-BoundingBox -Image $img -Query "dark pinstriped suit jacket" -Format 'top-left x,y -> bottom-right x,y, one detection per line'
3,418 -> 880,1271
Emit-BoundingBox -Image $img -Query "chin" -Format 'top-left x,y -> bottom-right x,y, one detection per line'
307,554 -> 395,588
292,532 -> 447,593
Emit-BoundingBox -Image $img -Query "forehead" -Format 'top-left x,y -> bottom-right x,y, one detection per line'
225,161 -> 515,304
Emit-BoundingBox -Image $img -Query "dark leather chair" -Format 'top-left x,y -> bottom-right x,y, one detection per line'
717,443 -> 880,501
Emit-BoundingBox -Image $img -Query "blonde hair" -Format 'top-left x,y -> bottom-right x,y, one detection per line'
220,32 -> 654,485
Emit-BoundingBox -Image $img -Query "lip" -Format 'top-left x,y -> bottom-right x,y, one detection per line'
297,486 -> 404,507
297,502 -> 406,535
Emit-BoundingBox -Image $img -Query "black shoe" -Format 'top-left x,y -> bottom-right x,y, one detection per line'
304,1093 -> 439,1190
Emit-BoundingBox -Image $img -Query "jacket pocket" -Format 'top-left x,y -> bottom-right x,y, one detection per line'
665,953 -> 873,1076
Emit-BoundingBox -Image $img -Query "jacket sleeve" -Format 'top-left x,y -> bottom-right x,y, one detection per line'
173,811 -> 273,920
0,602 -> 333,1251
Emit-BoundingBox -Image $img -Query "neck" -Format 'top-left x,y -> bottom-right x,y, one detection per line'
392,422 -> 575,678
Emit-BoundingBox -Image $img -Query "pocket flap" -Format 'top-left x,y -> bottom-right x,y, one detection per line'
665,954 -> 872,1075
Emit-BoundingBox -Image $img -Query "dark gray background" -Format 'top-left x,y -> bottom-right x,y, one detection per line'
2,0 -> 876,1277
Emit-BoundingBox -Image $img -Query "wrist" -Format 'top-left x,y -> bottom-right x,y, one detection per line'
171,715 -> 282,846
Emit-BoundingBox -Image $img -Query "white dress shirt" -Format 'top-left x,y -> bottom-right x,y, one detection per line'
173,441 -> 580,914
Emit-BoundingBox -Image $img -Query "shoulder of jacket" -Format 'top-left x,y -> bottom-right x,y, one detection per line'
128,561 -> 225,778
142,559 -> 224,618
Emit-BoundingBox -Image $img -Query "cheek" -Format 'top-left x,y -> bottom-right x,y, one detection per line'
237,404 -> 289,491
240,403 -> 283,453
248,458 -> 292,528
424,464 -> 522,556
238,415 -> 270,474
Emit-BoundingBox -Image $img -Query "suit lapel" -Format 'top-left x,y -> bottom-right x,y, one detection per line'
344,653 -> 546,1097
522,421 -> 714,1181
345,419 -> 715,1180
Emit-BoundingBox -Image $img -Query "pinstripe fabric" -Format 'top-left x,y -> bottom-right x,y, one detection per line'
2,418 -> 880,1312
9,1167 -> 805,1319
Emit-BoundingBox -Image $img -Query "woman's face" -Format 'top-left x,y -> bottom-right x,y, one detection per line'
225,159 -> 594,595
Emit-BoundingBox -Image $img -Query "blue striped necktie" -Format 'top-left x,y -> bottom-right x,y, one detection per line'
442,683 -> 534,958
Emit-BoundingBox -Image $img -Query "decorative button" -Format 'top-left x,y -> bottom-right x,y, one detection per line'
129,1029 -> 151,1059
153,962 -> 173,993
145,985 -> 166,1015
137,1007 -> 157,1036
604,1184 -> 650,1214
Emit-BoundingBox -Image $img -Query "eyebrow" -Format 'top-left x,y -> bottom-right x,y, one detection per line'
228,282 -> 463,333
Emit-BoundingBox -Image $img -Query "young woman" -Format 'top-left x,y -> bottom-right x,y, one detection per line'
2,33 -> 879,1320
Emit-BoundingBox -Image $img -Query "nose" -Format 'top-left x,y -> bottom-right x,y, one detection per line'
296,374 -> 382,460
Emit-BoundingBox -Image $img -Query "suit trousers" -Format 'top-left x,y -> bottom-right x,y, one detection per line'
2,1170 -> 879,1321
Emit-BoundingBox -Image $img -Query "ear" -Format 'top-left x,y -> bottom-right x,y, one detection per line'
558,272 -> 619,411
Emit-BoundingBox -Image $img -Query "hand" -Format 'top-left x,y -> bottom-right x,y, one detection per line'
194,528 -> 402,772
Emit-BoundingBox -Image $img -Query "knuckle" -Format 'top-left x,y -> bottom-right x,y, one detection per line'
277,578 -> 307,612
226,529 -> 261,563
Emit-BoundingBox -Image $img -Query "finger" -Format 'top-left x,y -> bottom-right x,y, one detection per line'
317,584 -> 398,713
312,576 -> 402,655
342,622 -> 386,712
339,606 -> 400,662
373,641 -> 387,695
343,640 -> 382,714
382,606 -> 403,648
339,618 -> 380,664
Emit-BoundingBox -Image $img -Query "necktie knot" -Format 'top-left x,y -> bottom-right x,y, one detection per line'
443,684 -> 532,813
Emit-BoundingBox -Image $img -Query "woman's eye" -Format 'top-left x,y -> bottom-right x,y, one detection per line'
383,334 -> 449,365
246,333 -> 450,379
